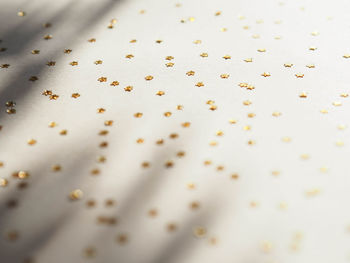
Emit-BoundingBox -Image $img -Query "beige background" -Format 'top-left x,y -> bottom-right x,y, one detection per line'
1,0 -> 350,262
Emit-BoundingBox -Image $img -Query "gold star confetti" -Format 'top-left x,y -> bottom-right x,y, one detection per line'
124,86 -> 133,92
220,74 -> 230,79
59,129 -> 67,135
27,139 -> 37,145
337,124 -> 346,130
98,77 -> 107,82
49,94 -> 59,100
177,105 -> 184,110
17,11 -> 26,16
248,140 -> 256,145
156,91 -> 165,96
43,34 -> 53,40
70,189 -> 83,200
6,230 -> 19,241
231,173 -> 239,180
42,90 -> 52,96
104,120 -> 113,126
243,100 -> 252,106
193,227 -> 207,238
261,241 -> 273,253
305,188 -> 320,197
52,165 -> 61,172
47,61 -> 56,66
84,247 -> 96,258
299,92 -> 308,98
148,209 -> 158,217
48,121 -> 57,128
29,76 -> 38,81
18,171 -> 29,179
110,81 -> 119,86
261,72 -> 271,77
166,223 -> 177,232
333,101 -> 342,106
0,178 -> 8,187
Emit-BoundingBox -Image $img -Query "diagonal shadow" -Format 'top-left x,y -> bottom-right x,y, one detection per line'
0,0 -> 123,124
